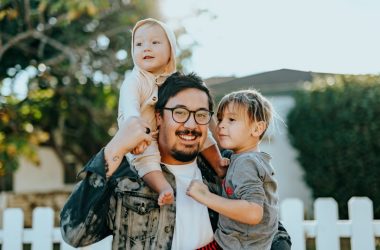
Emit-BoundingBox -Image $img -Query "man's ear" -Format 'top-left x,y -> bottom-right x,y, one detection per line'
251,121 -> 266,137
156,111 -> 162,127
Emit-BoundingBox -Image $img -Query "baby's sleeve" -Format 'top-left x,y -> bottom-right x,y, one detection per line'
118,73 -> 141,128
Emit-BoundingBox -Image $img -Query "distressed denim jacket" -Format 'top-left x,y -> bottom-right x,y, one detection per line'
60,149 -> 291,250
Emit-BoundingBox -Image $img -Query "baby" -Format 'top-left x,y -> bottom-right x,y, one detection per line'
118,18 -> 227,205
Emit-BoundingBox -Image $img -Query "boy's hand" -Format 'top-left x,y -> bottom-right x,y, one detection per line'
186,180 -> 210,205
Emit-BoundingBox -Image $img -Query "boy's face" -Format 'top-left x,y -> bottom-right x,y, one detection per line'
133,24 -> 171,75
217,103 -> 259,153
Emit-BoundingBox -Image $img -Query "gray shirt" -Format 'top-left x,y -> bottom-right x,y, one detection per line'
215,151 -> 279,250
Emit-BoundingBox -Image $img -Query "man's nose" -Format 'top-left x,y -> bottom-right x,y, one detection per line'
183,114 -> 197,128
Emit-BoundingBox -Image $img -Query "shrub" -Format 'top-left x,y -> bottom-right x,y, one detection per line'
287,75 -> 380,218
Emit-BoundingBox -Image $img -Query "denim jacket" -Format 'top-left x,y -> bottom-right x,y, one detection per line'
60,149 -> 291,250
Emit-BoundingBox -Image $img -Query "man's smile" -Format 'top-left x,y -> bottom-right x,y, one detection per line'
176,129 -> 202,143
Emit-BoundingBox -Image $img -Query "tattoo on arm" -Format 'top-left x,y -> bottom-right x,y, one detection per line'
105,155 -> 121,178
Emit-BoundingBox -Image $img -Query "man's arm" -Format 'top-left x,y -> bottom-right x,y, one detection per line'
60,117 -> 153,247
271,221 -> 292,250
60,149 -> 114,247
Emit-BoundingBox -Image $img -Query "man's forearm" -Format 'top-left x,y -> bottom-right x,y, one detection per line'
104,138 -> 126,177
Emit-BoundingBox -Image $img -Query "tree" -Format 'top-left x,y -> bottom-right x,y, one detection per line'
0,0 -> 191,183
287,75 -> 380,218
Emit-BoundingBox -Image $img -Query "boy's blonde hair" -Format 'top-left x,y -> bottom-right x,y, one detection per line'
217,89 -> 273,139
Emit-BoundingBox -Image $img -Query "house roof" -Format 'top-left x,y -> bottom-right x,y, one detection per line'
207,68 -> 331,98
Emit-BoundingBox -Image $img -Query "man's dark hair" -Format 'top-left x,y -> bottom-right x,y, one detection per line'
156,72 -> 214,115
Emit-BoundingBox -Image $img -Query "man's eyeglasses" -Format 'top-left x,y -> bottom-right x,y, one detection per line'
162,107 -> 214,125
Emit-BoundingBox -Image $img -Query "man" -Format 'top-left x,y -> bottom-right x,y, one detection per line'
60,72 -> 291,249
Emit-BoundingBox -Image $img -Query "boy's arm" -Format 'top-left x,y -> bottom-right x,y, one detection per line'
187,180 -> 263,225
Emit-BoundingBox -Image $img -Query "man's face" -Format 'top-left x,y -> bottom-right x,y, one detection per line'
157,88 -> 210,165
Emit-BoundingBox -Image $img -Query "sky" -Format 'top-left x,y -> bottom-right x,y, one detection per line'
160,0 -> 380,78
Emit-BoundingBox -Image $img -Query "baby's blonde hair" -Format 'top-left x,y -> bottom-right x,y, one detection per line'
217,89 -> 273,139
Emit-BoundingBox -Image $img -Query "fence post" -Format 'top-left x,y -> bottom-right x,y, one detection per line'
349,197 -> 375,250
32,207 -> 54,250
314,198 -> 339,250
281,198 -> 305,250
3,208 -> 23,250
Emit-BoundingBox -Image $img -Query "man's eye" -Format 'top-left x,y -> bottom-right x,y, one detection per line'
174,110 -> 186,116
135,42 -> 142,46
153,41 -> 160,44
196,113 -> 207,118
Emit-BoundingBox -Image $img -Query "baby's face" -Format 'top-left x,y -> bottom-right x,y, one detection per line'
133,24 -> 171,75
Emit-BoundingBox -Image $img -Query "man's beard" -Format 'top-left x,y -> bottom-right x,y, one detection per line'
171,129 -> 202,162
171,146 -> 199,162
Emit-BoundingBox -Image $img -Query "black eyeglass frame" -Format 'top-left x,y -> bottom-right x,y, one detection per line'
162,107 -> 214,125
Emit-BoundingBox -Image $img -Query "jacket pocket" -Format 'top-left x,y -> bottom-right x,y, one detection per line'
122,193 -> 161,246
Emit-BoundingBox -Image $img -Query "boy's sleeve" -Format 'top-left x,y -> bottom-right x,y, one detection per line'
232,156 -> 266,206
118,73 -> 141,128
60,149 -> 121,247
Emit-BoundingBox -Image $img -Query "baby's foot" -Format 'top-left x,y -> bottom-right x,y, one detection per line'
158,188 -> 174,206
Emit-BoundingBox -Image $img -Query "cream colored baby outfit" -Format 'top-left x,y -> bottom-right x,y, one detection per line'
118,18 -> 216,177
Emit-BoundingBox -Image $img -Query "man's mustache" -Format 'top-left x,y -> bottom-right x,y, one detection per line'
175,129 -> 202,137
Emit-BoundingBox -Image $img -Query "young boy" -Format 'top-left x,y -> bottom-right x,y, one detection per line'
187,89 -> 279,249
118,18 -> 227,206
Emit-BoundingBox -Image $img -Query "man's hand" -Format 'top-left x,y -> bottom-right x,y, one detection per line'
186,180 -> 211,205
131,131 -> 158,155
116,117 -> 153,154
104,116 -> 153,177
131,141 -> 149,155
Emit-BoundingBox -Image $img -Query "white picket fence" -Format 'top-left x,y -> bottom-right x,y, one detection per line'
0,197 -> 379,250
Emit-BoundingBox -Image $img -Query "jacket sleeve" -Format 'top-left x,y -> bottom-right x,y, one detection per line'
271,221 -> 292,250
60,148 -> 118,247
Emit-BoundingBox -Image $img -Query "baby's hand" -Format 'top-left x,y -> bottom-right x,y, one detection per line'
131,141 -> 149,155
186,180 -> 210,205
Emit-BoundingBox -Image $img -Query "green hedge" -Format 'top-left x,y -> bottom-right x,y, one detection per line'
287,75 -> 380,218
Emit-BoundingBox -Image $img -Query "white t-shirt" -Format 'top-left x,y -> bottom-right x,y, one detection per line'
165,160 -> 214,250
